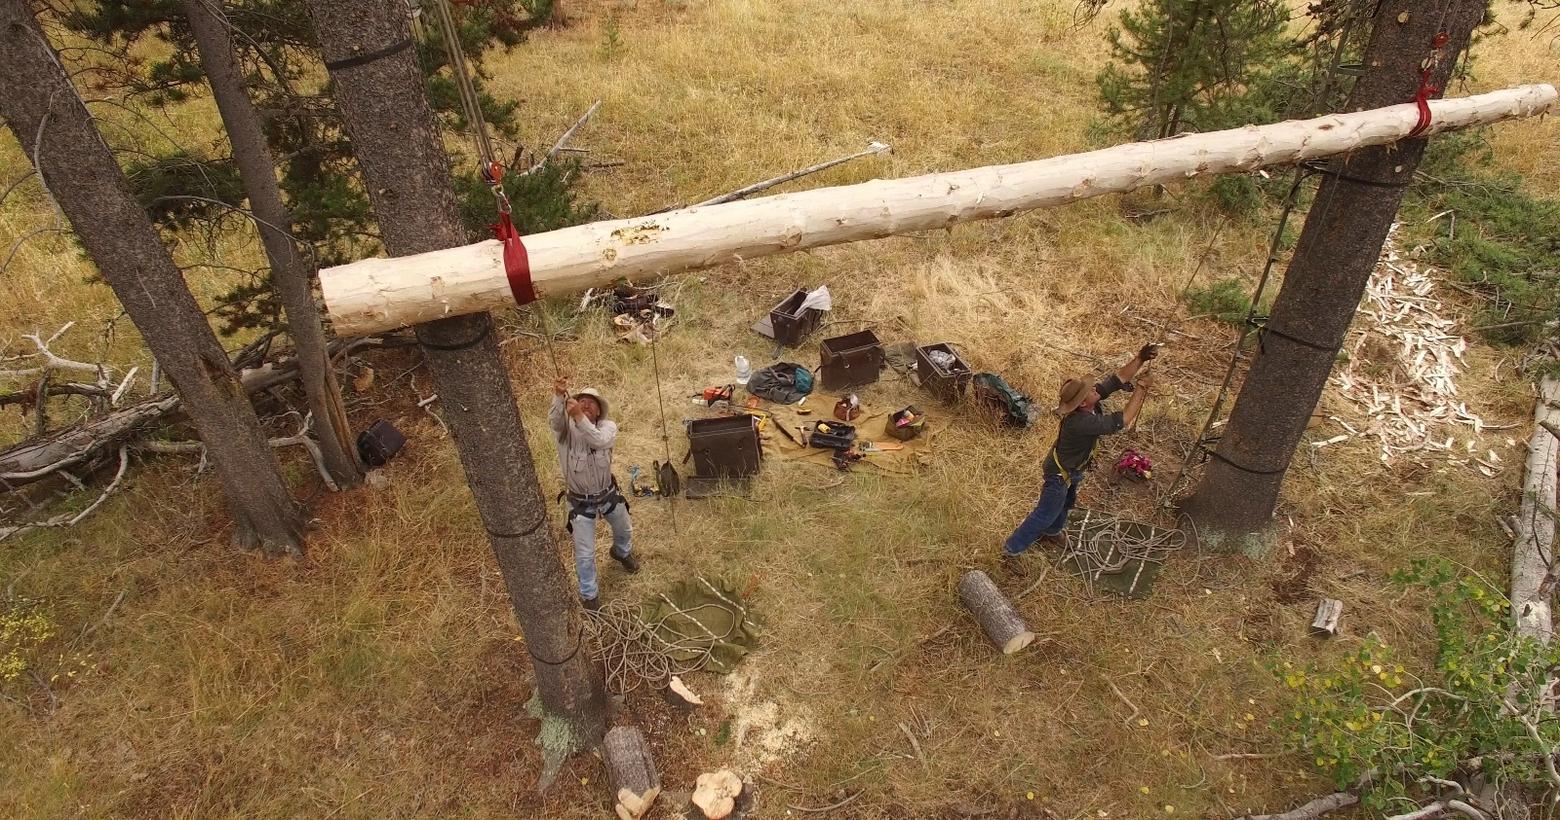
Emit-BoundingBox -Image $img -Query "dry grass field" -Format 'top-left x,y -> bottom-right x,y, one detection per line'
2,1 -> 1559,817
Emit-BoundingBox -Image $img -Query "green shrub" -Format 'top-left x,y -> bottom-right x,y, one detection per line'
1185,278 -> 1258,325
1274,560 -> 1560,811
1208,175 -> 1264,218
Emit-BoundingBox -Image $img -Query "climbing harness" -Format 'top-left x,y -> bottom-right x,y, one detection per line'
558,478 -> 631,534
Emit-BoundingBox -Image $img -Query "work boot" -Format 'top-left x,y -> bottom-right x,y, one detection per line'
612,551 -> 641,574
999,551 -> 1029,576
581,596 -> 601,612
1038,532 -> 1071,550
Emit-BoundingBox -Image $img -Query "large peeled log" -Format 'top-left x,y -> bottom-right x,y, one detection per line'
320,85 -> 1558,336
1512,377 -> 1560,645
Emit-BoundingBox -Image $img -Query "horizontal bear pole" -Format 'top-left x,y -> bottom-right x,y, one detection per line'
321,84 -> 1557,336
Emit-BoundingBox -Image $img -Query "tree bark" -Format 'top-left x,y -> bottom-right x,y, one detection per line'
317,84 -> 1556,337
0,0 -> 304,555
603,726 -> 661,820
183,0 -> 363,490
1513,377 -> 1559,644
1180,0 -> 1490,547
957,570 -> 1037,654
304,0 -> 608,744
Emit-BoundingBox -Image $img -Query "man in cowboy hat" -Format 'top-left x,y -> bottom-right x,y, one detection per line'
1001,344 -> 1159,563
550,377 -> 639,610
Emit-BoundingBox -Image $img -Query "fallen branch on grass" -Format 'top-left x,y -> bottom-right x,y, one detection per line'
520,100 -> 602,176
1512,377 -> 1559,641
0,334 -> 406,488
691,140 -> 892,208
1234,791 -> 1359,820
786,790 -> 861,814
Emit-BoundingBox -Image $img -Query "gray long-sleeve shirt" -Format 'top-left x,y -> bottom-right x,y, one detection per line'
549,394 -> 619,496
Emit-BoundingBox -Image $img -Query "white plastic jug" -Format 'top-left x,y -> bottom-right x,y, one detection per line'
734,355 -> 751,385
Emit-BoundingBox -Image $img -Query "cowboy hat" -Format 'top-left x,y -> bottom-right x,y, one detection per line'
1056,378 -> 1092,415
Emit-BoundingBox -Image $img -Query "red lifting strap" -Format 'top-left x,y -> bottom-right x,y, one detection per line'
1407,32 -> 1451,139
493,212 -> 537,306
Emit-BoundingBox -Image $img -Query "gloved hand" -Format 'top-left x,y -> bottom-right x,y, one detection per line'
1138,343 -> 1160,362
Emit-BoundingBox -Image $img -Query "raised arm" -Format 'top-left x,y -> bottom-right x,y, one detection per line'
548,378 -> 569,437
569,416 -> 618,449
1114,342 -> 1159,385
1121,372 -> 1153,429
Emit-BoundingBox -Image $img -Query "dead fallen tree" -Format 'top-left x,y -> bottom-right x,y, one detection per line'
0,334 -> 409,489
319,84 -> 1557,336
1,394 -> 181,485
1513,377 -> 1560,644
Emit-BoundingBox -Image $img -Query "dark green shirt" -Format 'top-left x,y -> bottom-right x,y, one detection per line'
1044,374 -> 1125,475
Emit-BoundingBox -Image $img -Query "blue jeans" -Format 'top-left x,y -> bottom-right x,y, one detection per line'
571,499 -> 633,600
1003,471 -> 1081,555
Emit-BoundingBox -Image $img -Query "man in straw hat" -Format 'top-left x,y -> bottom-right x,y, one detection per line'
1001,344 -> 1159,565
551,377 -> 640,610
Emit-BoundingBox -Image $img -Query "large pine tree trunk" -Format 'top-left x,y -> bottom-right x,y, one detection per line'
0,0 -> 304,555
304,0 -> 608,743
1180,0 -> 1488,547
183,0 -> 363,490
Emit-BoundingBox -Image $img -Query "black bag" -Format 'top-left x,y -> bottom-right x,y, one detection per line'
356,419 -> 406,467
746,362 -> 814,405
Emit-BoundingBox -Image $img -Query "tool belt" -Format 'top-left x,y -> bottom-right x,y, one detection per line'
557,477 -> 629,533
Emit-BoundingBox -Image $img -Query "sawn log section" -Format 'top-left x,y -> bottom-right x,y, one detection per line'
321,85 -> 1557,336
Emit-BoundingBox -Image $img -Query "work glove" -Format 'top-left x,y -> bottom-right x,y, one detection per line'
1138,343 -> 1160,362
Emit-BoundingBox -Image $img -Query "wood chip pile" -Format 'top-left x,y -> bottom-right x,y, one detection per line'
1327,224 -> 1496,472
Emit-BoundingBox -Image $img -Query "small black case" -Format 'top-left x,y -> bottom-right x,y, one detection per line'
356,419 -> 406,467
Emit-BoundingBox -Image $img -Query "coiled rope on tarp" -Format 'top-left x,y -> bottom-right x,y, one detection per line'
1060,508 -> 1185,595
581,575 -> 751,695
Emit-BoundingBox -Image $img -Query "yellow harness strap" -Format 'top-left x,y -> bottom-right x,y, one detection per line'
1049,436 -> 1097,487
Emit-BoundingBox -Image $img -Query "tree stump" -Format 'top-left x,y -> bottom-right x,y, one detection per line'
958,570 -> 1036,654
603,726 -> 660,820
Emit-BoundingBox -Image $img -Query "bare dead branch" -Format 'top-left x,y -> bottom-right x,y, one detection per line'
0,445 -> 130,542
1234,792 -> 1359,820
520,99 -> 601,176
691,140 -> 892,208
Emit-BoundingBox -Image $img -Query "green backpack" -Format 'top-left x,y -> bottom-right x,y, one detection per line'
972,372 -> 1040,428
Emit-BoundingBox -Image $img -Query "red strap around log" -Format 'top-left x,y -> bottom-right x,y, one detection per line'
1407,32 -> 1451,139
493,211 -> 537,306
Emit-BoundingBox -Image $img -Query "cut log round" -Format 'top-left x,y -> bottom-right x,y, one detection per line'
958,570 -> 1036,654
319,85 -> 1558,336
603,726 -> 660,820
